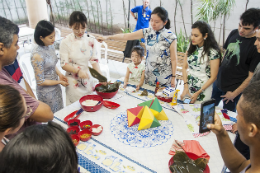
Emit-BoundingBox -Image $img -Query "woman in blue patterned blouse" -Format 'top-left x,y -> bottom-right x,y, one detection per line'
98,7 -> 177,88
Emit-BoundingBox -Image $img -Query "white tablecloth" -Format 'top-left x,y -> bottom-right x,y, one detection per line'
54,86 -> 236,173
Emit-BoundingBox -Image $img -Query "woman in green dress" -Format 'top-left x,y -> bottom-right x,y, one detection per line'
181,21 -> 221,103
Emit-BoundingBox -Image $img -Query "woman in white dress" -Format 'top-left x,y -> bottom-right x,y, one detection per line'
60,11 -> 105,105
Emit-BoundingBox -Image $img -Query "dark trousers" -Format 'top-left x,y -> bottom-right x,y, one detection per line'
211,81 -> 241,112
212,81 -> 250,160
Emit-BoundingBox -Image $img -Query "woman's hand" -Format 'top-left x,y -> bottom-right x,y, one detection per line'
78,70 -> 89,79
99,82 -> 107,86
60,81 -> 69,87
96,36 -> 108,43
171,78 -> 176,88
58,74 -> 68,83
180,88 -> 191,100
190,91 -> 200,104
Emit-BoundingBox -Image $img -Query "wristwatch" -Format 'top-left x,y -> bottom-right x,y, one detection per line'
135,17 -> 137,19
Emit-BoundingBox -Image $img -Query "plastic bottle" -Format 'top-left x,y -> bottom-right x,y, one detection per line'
154,82 -> 160,95
171,89 -> 180,106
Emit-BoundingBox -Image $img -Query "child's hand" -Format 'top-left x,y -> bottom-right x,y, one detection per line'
123,83 -> 127,88
136,84 -> 140,91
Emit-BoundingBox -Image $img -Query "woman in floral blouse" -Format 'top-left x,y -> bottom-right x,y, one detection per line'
60,11 -> 105,105
97,7 -> 177,87
180,21 -> 221,103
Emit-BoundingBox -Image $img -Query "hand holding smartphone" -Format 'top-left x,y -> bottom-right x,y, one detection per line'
199,99 -> 215,133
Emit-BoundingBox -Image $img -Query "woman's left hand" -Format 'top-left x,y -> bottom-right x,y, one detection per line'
171,78 -> 176,88
99,82 -> 108,86
59,74 -> 68,83
190,91 -> 200,104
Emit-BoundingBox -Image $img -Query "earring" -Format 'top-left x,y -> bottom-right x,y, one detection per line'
204,38 -> 206,40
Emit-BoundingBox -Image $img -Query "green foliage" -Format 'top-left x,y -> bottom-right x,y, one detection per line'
120,28 -> 133,33
196,0 -> 215,23
177,29 -> 189,53
196,0 -> 236,23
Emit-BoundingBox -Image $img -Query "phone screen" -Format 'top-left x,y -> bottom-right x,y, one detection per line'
183,98 -> 191,104
199,99 -> 215,133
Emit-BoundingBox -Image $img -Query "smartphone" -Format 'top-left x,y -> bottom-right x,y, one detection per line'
199,99 -> 215,133
183,98 -> 191,104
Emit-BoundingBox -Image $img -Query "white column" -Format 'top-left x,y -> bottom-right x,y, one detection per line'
25,0 -> 49,29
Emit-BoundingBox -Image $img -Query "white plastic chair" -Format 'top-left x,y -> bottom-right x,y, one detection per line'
55,28 -> 61,41
95,40 -> 110,81
18,53 -> 37,95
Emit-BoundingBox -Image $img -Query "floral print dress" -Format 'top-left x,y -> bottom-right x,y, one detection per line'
31,45 -> 63,113
143,27 -> 177,86
128,62 -> 145,82
187,46 -> 220,102
60,33 -> 99,105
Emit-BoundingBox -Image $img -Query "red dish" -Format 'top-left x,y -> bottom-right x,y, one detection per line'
79,95 -> 103,112
67,126 -> 80,135
78,129 -> 92,142
95,83 -> 118,99
90,124 -> 103,136
168,152 -> 210,173
156,96 -> 172,103
67,118 -> 80,127
71,134 -> 80,146
103,100 -> 120,109
64,110 -> 78,122
80,120 -> 93,130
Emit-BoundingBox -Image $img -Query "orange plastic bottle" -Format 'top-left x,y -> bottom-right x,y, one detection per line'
154,82 -> 160,95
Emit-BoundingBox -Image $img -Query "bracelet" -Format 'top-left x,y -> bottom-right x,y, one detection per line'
183,82 -> 189,85
172,75 -> 176,78
135,17 -> 137,19
200,88 -> 205,92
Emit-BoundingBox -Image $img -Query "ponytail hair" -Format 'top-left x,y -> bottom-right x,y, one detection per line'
165,19 -> 171,29
151,7 -> 170,29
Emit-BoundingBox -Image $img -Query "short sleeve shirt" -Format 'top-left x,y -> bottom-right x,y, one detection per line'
216,29 -> 260,91
0,68 -> 39,139
131,5 -> 152,32
128,62 -> 145,81
4,59 -> 23,83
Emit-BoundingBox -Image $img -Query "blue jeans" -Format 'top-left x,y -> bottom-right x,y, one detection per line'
211,81 -> 241,112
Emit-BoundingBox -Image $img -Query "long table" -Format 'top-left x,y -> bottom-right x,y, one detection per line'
54,86 -> 236,173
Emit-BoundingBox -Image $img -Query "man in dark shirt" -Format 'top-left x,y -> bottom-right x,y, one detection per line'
212,8 -> 260,160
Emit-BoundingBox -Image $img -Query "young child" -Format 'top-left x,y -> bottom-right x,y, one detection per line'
124,45 -> 145,90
